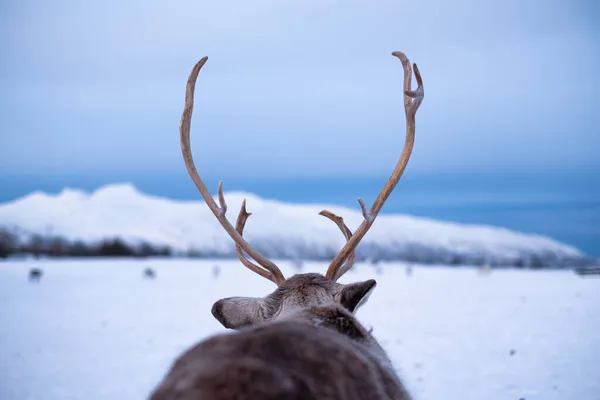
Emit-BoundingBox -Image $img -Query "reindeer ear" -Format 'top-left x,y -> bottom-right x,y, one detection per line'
211,296 -> 265,329
339,279 -> 377,313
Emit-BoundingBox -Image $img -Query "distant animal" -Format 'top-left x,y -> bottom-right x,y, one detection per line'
372,262 -> 383,275
477,262 -> 492,276
405,265 -> 413,277
211,264 -> 221,279
150,50 -> 424,400
143,267 -> 156,279
574,266 -> 600,276
28,268 -> 43,282
292,259 -> 303,272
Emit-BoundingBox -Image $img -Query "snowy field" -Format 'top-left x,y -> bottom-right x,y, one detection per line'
1,258 -> 599,400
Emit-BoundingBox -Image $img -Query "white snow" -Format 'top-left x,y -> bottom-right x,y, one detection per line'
1,258 -> 599,400
0,183 -> 588,266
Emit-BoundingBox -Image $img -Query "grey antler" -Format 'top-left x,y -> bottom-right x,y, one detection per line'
323,51 -> 424,281
180,57 -> 286,285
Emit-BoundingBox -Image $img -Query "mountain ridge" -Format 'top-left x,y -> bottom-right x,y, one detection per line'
0,183 -> 591,267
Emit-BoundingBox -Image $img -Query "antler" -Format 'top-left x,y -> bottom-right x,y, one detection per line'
323,51 -> 424,281
235,199 -> 285,285
180,56 -> 286,286
319,210 -> 356,280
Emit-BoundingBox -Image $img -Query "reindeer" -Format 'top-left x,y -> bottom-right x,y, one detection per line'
28,268 -> 43,283
150,50 -> 424,400
477,262 -> 492,276
291,258 -> 304,272
211,264 -> 221,279
143,267 -> 156,279
369,258 -> 384,276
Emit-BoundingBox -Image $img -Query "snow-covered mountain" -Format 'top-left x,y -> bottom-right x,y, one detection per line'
0,183 -> 590,267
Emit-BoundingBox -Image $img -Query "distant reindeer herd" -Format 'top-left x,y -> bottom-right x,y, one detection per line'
25,261 -> 420,285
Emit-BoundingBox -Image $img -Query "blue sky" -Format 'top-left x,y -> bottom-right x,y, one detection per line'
1,0 -> 598,179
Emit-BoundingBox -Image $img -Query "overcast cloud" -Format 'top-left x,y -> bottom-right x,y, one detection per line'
1,0 -> 598,178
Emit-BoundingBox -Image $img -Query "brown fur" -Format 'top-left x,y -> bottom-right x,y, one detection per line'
149,274 -> 412,400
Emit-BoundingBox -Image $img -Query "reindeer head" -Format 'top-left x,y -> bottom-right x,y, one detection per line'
211,273 -> 377,329
179,52 -> 424,331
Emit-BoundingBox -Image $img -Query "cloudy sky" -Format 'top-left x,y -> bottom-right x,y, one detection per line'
1,0 -> 598,179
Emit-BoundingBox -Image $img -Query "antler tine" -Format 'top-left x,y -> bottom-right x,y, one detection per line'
319,210 -> 356,280
180,57 -> 285,286
236,199 -> 285,285
324,51 -> 424,281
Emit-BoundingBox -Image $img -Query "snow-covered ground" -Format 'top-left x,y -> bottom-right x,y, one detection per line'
0,184 -> 590,266
1,258 -> 599,400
